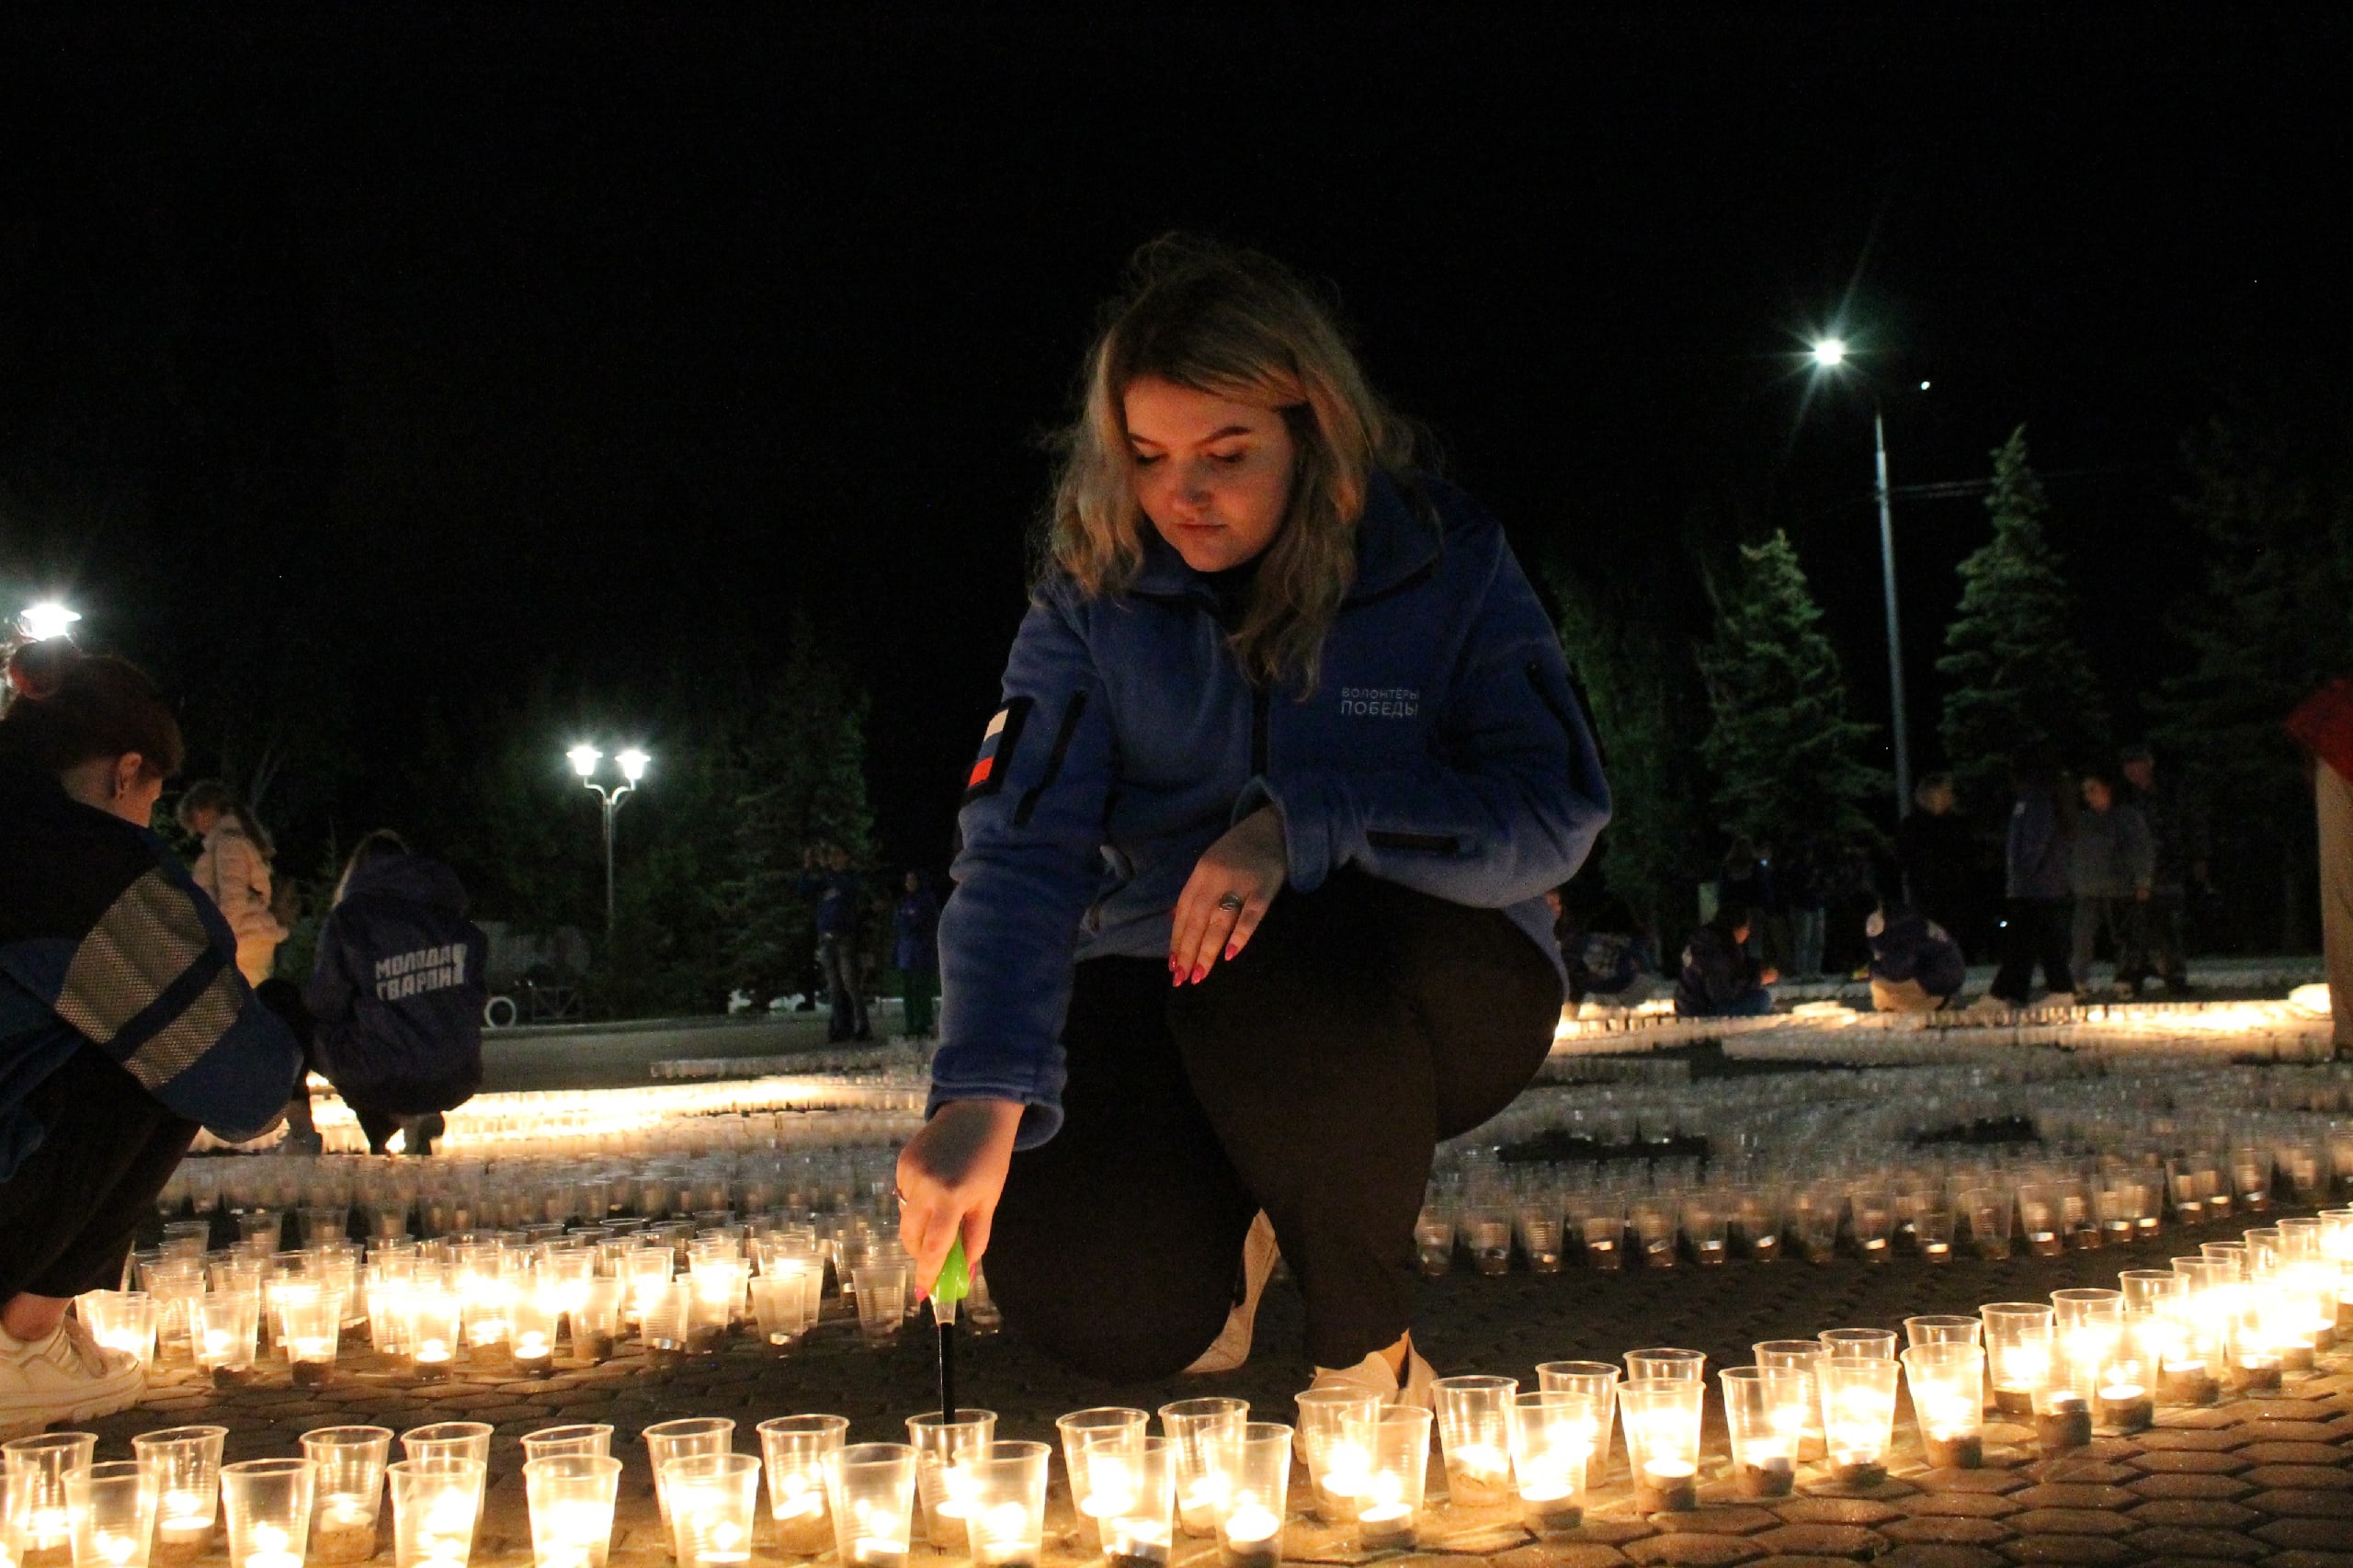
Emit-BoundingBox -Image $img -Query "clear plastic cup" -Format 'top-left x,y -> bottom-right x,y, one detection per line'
1903,1343 -> 1987,1470
384,1460 -> 483,1568
661,1454 -> 759,1568
67,1461 -> 157,1568
520,1428 -> 612,1466
904,1411 -> 994,1551
1213,1426 -> 1289,1568
1624,1347 -> 1705,1381
1819,1356 -> 1900,1486
220,1459 -> 314,1568
824,1445 -> 916,1568
5,1433 -> 98,1568
1054,1410 -> 1146,1554
134,1426 -> 227,1568
1430,1376 -> 1517,1508
1507,1392 -> 1598,1532
1719,1367 -> 1806,1499
299,1428 -> 390,1566
1094,1437 -> 1174,1567
522,1456 -> 620,1568
74,1293 -> 157,1370
1154,1400 -> 1245,1540
641,1420 -> 734,1540
958,1443 -> 1049,1568
1344,1407 -> 1429,1550
755,1417 -> 847,1558
397,1427 -> 490,1470
1620,1379 -> 1703,1513
1291,1389 -> 1381,1525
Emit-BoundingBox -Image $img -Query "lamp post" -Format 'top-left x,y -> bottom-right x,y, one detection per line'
568,744 -> 650,940
1808,339 -> 1914,817
18,601 -> 82,642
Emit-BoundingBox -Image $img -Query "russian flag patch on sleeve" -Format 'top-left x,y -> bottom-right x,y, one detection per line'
963,697 -> 1033,801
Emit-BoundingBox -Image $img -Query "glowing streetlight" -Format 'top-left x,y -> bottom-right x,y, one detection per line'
20,601 -> 82,642
1804,338 -> 1912,817
568,743 -> 650,939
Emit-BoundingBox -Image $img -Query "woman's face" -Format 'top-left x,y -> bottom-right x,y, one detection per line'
61,754 -> 165,825
2083,777 -> 2112,812
1122,374 -> 1298,574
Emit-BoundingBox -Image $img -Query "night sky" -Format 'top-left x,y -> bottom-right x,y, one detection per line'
3,6 -> 2347,873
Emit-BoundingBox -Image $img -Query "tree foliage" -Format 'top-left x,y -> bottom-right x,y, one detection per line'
1696,529 -> 1886,848
2148,416 -> 2353,949
1938,426 -> 2110,809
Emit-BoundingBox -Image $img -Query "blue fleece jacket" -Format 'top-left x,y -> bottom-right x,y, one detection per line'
2005,786 -> 2071,901
934,473 -> 1610,1147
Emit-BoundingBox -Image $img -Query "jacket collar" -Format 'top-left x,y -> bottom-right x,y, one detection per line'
1128,470 -> 1440,606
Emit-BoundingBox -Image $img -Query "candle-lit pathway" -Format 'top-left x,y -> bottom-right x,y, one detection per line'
75,1204 -> 2353,1568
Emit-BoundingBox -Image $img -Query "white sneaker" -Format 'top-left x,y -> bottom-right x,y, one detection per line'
1305,1337 -> 1438,1410
0,1314 -> 144,1434
1185,1211 -> 1280,1375
2040,992 -> 2076,1011
1958,993 -> 2016,1019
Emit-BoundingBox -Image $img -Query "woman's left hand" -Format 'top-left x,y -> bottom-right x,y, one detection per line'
1170,805 -> 1288,985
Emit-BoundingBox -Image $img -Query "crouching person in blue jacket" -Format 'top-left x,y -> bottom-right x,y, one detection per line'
893,239 -> 1609,1401
305,831 -> 487,1156
0,641 -> 301,1430
1673,905 -> 1777,1017
1866,903 -> 1967,1013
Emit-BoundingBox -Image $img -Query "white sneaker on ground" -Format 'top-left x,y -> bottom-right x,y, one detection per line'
1958,993 -> 2016,1018
1304,1338 -> 1438,1410
1185,1211 -> 1281,1375
2040,992 -> 2076,1010
0,1314 -> 144,1434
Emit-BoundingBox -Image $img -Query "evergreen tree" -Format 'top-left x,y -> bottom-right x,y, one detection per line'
1937,426 -> 2110,809
718,616 -> 878,1004
2149,417 -> 2353,949
1550,563 -> 1713,943
1697,530 -> 1886,848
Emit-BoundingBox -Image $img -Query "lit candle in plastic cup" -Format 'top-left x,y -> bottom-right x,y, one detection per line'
520,1429 -> 613,1466
825,1445 -> 915,1568
404,1294 -> 458,1382
662,1454 -> 760,1568
1292,1389 -> 1381,1525
194,1290 -> 262,1386
1620,1378 -> 1702,1514
396,1429 -> 490,1471
571,1278 -> 623,1365
1213,1426 -> 1289,1568
1346,1406 -> 1430,1550
1623,1347 -> 1706,1382
1055,1410 -> 1146,1555
1507,1391 -> 1597,1533
1154,1400 -> 1245,1540
384,1460 -> 482,1568
1719,1367 -> 1806,1498
1818,1355 -> 1900,1487
959,1443 -> 1050,1568
1095,1437 -> 1175,1568
641,1421 -> 734,1544
756,1417 -> 847,1558
507,1290 -> 556,1377
299,1428 -> 390,1566
66,1461 -> 156,1568
1430,1376 -> 1517,1509
279,1293 -> 340,1389
1903,1315 -> 1982,1349
1902,1343 -> 1986,1470
1533,1362 -> 1621,1470
522,1457 -> 620,1568
5,1433 -> 97,1568
904,1411 -> 994,1551
1979,1304 -> 2055,1421
850,1264 -> 908,1345
221,1459 -> 314,1568
74,1293 -> 157,1370
134,1427 -> 226,1568
1817,1327 -> 1897,1359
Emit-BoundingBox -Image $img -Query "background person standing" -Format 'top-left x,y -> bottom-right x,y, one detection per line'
2070,768 -> 2153,995
893,870 -> 941,1040
2117,743 -> 2202,994
2286,679 -> 2353,1058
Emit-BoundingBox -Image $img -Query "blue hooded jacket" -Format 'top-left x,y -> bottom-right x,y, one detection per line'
934,472 -> 1610,1147
0,761 -> 301,1179
2005,786 -> 2071,901
304,854 -> 487,1116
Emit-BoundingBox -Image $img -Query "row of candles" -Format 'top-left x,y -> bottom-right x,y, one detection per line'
86,1204 -> 948,1385
28,1217 -> 2351,1568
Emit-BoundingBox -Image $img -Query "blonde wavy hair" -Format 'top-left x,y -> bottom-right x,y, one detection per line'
1042,235 -> 1415,693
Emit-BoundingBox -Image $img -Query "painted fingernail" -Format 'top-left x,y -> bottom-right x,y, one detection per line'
1225,942 -> 1239,961
1190,964 -> 1207,985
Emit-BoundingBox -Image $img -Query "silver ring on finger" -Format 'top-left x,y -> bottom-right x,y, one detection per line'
1216,892 -> 1245,913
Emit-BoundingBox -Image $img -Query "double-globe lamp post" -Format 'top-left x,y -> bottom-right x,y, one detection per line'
567,744 -> 650,941
1807,337 -> 1913,819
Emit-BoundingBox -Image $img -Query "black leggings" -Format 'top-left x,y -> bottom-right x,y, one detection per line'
0,1045 -> 199,1300
1991,897 -> 2075,1004
986,869 -> 1562,1380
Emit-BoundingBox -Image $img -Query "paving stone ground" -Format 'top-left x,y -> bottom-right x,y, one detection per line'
67,1199 -> 2353,1568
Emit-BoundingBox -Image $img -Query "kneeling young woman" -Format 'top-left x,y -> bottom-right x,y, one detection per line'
895,238 -> 1610,1400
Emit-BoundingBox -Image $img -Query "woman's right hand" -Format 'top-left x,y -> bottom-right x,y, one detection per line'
896,1097 -> 1025,1295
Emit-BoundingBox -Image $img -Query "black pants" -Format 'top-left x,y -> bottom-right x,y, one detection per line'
1991,897 -> 2075,1004
986,870 -> 1562,1381
819,937 -> 869,1040
0,1046 -> 198,1300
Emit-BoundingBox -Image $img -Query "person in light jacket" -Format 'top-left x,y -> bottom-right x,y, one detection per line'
893,238 -> 1610,1403
178,779 -> 289,986
2069,769 -> 2154,994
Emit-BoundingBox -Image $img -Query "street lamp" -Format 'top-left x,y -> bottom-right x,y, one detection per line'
1806,339 -> 1913,818
19,601 -> 82,642
568,743 -> 650,940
